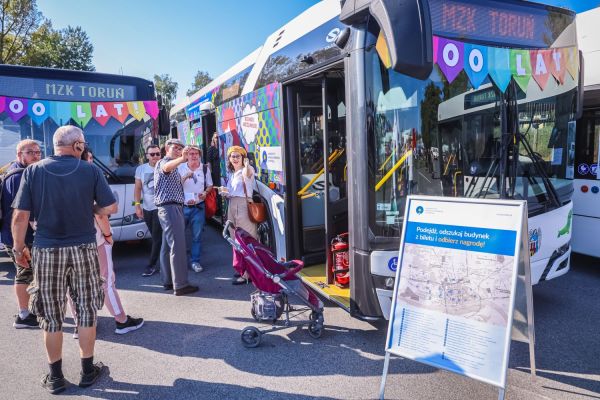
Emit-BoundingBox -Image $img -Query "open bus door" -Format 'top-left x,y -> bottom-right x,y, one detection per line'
284,68 -> 350,311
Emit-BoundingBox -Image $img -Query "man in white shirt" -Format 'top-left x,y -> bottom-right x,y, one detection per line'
134,144 -> 163,277
177,144 -> 213,272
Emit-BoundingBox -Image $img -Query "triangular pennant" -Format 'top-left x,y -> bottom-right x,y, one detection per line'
50,101 -> 73,125
71,102 -> 92,127
143,100 -> 159,119
433,36 -> 439,64
488,48 -> 511,93
550,48 -> 566,84
530,50 -> 551,90
565,46 -> 578,80
92,103 -> 111,126
108,102 -> 129,124
28,100 -> 50,126
464,43 -> 488,89
436,37 -> 464,83
127,101 -> 146,121
0,96 -> 5,114
6,98 -> 28,122
510,49 -> 532,92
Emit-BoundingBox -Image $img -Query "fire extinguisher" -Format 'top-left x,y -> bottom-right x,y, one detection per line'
330,233 -> 349,288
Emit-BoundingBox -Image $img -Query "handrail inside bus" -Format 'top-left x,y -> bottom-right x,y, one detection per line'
375,150 -> 412,192
297,148 -> 345,196
379,152 -> 394,171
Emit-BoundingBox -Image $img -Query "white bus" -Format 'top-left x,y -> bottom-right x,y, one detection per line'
573,7 -> 600,257
0,65 -> 170,241
172,0 -> 581,320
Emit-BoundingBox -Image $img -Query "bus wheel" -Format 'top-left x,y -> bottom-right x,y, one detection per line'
241,326 -> 262,348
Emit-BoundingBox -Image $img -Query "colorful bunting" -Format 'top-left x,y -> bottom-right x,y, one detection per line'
432,35 -> 578,94
437,37 -> 464,83
0,97 -> 159,127
510,49 -> 532,92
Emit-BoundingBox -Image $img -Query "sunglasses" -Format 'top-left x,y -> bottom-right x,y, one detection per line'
230,154 -> 242,159
147,152 -> 161,157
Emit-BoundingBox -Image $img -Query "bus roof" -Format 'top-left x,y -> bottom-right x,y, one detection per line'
170,0 -> 341,118
577,7 -> 600,89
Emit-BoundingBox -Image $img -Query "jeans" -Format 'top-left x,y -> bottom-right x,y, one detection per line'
183,203 -> 205,264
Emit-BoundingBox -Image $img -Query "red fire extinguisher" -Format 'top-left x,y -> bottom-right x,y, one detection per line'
330,233 -> 349,288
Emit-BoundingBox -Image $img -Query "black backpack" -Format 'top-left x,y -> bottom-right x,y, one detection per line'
0,167 -> 25,226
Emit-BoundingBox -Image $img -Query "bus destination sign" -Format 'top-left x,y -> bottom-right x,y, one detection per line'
0,76 -> 137,102
429,0 -> 573,48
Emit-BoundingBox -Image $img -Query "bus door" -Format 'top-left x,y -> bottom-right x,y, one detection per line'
201,111 -> 217,158
284,70 -> 349,310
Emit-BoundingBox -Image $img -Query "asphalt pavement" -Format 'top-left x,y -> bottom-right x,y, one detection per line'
0,223 -> 599,399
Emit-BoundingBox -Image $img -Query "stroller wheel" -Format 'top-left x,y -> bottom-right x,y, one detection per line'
241,326 -> 262,348
307,322 -> 323,339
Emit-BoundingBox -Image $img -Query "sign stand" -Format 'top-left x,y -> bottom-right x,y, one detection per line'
378,196 -> 537,400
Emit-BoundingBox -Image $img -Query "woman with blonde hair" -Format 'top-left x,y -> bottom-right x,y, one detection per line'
220,145 -> 257,284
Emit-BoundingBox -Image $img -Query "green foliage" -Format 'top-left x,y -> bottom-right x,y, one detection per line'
154,74 -> 178,110
0,0 -> 43,64
187,70 -> 212,97
55,26 -> 94,71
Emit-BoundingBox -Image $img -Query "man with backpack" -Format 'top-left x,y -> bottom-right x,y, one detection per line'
177,144 -> 213,272
0,139 -> 42,329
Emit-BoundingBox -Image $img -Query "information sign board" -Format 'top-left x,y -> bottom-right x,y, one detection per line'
384,196 -> 527,390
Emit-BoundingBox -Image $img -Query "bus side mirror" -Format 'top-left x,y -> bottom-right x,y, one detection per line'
340,0 -> 433,80
158,107 -> 170,136
576,50 -> 584,120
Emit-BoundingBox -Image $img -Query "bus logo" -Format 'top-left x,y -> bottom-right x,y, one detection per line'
326,28 -> 341,43
416,206 -> 424,214
529,228 -> 541,256
578,163 -> 589,175
388,257 -> 398,272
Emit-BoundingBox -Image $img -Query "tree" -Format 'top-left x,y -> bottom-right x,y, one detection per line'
55,26 -> 94,71
187,70 -> 212,96
0,0 -> 42,64
154,74 -> 178,110
17,19 -> 60,67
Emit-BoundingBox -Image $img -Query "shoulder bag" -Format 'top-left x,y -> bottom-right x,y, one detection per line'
242,176 -> 267,224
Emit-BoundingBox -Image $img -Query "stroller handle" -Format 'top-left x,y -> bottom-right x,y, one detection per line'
222,220 -> 242,251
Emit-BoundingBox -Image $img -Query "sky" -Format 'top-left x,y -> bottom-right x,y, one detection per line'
37,0 -> 599,105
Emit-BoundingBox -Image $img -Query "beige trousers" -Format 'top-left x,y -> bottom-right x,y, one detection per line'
227,196 -> 258,239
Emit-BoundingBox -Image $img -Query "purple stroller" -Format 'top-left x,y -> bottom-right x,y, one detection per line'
223,221 -> 325,347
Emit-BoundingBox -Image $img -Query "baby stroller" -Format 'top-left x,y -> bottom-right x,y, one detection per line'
223,221 -> 325,348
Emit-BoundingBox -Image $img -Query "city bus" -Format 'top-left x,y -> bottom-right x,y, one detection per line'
171,0 -> 581,320
0,64 -> 170,241
572,7 -> 600,257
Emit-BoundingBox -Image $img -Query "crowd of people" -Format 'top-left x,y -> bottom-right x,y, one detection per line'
0,125 -> 260,394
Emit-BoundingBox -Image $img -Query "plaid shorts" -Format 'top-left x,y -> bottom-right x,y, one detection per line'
28,243 -> 104,332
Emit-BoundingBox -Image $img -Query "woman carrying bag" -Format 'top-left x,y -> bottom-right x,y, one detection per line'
220,145 -> 258,285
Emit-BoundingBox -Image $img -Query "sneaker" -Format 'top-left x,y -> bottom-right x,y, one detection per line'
174,285 -> 199,296
13,313 -> 39,329
73,327 -> 79,339
79,362 -> 106,388
115,316 -> 144,335
191,262 -> 204,272
142,265 -> 158,277
41,373 -> 68,394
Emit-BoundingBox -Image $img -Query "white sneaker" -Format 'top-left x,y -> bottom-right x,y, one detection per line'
191,263 -> 204,272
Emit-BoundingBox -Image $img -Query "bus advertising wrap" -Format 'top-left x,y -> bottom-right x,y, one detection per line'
0,97 -> 159,127
384,196 -> 526,389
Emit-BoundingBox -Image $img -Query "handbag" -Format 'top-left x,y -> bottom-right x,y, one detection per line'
204,189 -> 217,219
243,177 -> 267,224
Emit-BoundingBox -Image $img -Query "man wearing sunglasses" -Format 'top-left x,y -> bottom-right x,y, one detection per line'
134,144 -> 163,277
1,139 -> 42,330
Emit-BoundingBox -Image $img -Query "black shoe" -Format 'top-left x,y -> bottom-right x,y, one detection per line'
232,276 -> 250,285
41,374 -> 67,394
174,285 -> 199,296
13,313 -> 39,329
79,362 -> 106,388
233,272 -> 241,278
115,316 -> 144,335
163,284 -> 173,290
142,265 -> 158,277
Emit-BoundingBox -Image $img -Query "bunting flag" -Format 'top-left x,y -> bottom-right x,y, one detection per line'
0,97 -> 159,127
433,35 -> 578,93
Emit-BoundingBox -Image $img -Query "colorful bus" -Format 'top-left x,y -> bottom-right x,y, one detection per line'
0,64 -> 169,241
573,7 -> 600,257
172,0 -> 581,320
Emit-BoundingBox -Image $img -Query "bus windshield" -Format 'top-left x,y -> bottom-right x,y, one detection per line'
365,6 -> 578,239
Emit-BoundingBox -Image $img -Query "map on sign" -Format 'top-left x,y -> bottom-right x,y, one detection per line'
398,243 -> 513,327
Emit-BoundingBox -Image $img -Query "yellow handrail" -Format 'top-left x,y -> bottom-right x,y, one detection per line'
297,149 -> 345,196
453,171 -> 462,197
379,152 -> 394,171
443,153 -> 455,176
375,150 -> 412,191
